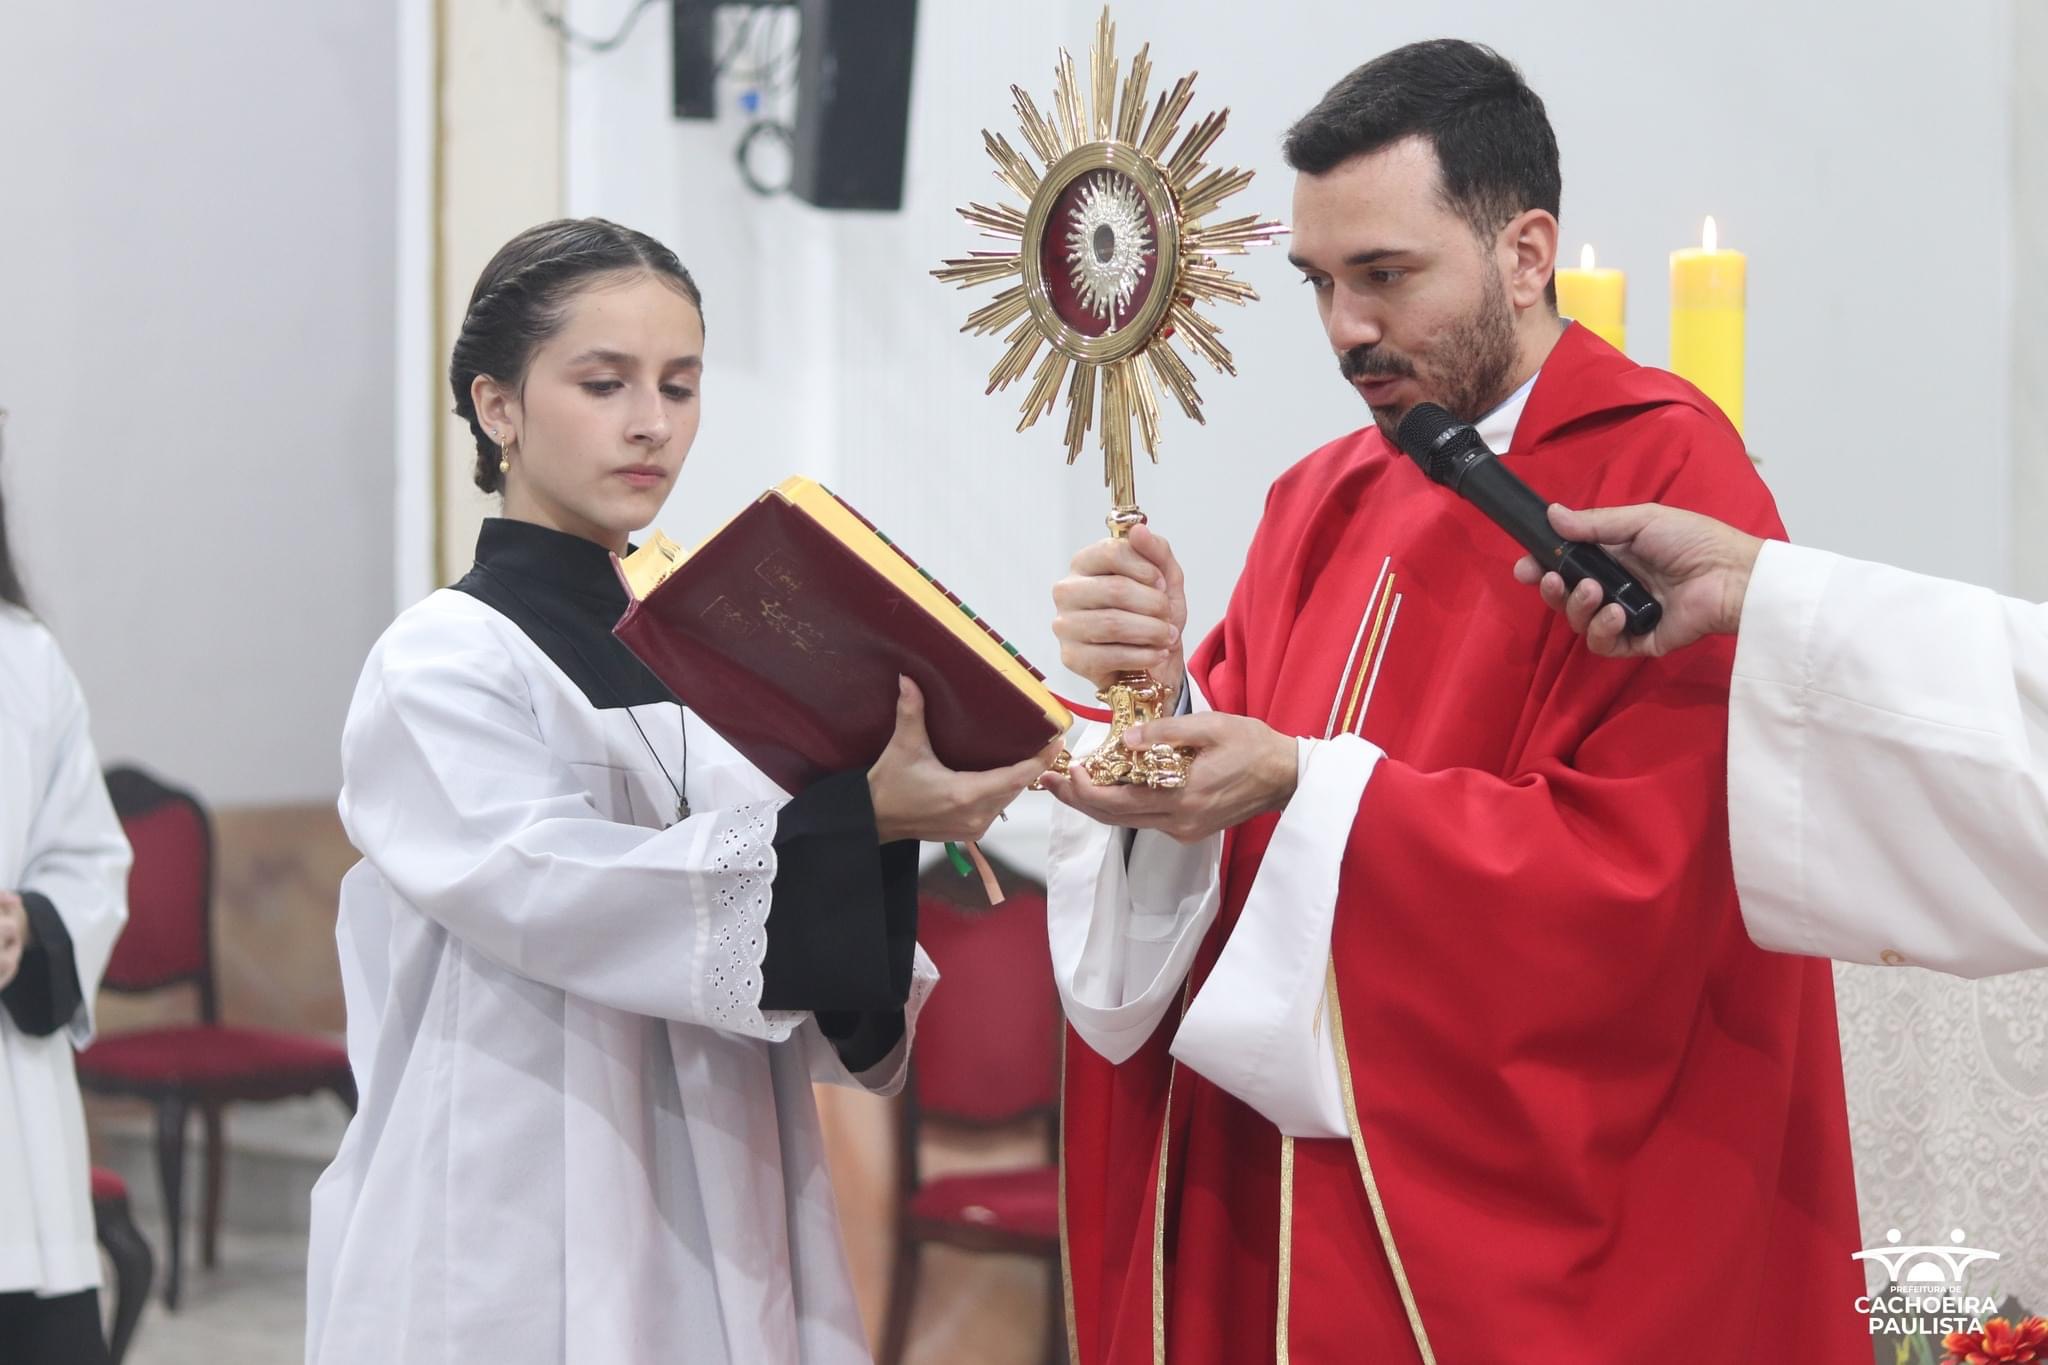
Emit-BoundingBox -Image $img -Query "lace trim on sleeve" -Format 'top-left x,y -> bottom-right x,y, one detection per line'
703,803 -> 803,1042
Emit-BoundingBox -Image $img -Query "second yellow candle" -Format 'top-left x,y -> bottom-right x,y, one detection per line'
1670,216 -> 1747,434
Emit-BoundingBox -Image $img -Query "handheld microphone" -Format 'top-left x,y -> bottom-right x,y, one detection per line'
1393,403 -> 1663,637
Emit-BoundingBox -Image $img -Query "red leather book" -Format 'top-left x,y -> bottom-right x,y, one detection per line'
612,477 -> 1072,796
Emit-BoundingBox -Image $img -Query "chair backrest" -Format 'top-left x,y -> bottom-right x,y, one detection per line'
910,865 -> 1061,1127
100,766 -> 215,1014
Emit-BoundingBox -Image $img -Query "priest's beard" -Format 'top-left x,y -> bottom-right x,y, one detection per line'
1342,273 -> 1520,443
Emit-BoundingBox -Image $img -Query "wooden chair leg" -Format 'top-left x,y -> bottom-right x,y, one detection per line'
154,1095 -> 189,1309
95,1195 -> 155,1364
199,1102 -> 225,1270
1044,1253 -> 1069,1365
876,1232 -> 921,1365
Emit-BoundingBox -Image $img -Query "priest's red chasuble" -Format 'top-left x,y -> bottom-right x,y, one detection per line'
1058,324 -> 1868,1363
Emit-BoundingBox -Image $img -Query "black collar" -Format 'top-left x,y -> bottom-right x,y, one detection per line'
452,518 -> 674,710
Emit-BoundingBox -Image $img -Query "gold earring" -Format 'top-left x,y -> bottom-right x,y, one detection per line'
496,430 -> 511,475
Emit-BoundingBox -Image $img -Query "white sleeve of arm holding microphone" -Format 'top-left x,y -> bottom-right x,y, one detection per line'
1728,540 -> 2048,976
1046,677 -> 1382,1138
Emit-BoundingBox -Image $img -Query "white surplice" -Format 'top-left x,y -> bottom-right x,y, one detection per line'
0,605 -> 131,1296
1729,540 -> 2048,977
306,589 -> 935,1365
1046,676 -> 1375,1140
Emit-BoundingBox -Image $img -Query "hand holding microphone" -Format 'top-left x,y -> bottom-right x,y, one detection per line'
1393,403 -> 1664,637
1514,503 -> 1764,659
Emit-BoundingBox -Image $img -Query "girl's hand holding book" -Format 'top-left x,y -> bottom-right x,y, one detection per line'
868,676 -> 1062,844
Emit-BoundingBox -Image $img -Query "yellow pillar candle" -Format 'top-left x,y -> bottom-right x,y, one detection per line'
1670,216 -> 1747,433
1555,243 -> 1626,352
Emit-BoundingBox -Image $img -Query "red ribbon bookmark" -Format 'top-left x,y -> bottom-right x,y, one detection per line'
1053,691 -> 1115,724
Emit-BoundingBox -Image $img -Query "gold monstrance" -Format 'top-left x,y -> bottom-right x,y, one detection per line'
934,8 -> 1281,788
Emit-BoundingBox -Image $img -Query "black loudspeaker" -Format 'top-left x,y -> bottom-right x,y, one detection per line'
789,0 -> 920,211
670,0 -> 718,120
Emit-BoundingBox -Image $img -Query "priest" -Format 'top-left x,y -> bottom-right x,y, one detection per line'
1040,40 -> 1869,1364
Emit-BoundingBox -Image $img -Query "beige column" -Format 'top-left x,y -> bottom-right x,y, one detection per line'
429,0 -> 566,585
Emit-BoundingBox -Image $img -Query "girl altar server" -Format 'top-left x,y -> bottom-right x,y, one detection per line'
307,219 -> 1053,1365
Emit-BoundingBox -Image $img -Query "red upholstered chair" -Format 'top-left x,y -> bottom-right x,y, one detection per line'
878,858 -> 1066,1365
91,1166 -> 153,1364
78,766 -> 356,1309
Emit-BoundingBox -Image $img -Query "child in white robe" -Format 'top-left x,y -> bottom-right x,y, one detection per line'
0,413 -> 133,1365
306,219 -> 1053,1365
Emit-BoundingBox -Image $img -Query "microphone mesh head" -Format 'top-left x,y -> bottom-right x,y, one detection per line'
1394,403 -> 1470,485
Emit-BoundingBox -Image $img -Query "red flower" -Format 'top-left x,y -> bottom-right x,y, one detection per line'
1943,1316 -> 2048,1365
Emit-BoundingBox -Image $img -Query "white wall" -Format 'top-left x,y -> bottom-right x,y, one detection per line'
2014,0 -> 2048,602
562,0 -> 2017,858
0,2 -> 398,806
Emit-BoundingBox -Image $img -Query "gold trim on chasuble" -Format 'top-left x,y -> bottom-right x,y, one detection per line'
1327,964 -> 1437,1364
1152,986 -> 1191,1364
1154,1064 -> 1173,1365
1278,558 -> 1434,1364
1059,1035 -> 1082,1363
1055,991 -> 1190,1365
1276,1135 -> 1296,1362
1326,557 -> 1404,742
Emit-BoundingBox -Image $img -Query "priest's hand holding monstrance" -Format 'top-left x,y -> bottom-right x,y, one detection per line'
935,9 -> 1280,788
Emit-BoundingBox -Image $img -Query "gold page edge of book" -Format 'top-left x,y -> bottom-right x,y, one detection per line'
619,529 -> 689,601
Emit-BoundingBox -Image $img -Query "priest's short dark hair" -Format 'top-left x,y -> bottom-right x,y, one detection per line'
1284,40 -> 1562,299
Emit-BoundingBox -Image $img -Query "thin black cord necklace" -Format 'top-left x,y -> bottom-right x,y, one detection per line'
476,563 -> 691,825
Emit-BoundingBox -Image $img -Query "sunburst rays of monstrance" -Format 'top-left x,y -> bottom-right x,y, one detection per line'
934,7 -> 1282,788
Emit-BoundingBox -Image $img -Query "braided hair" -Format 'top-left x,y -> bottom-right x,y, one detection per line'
450,218 -> 704,494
